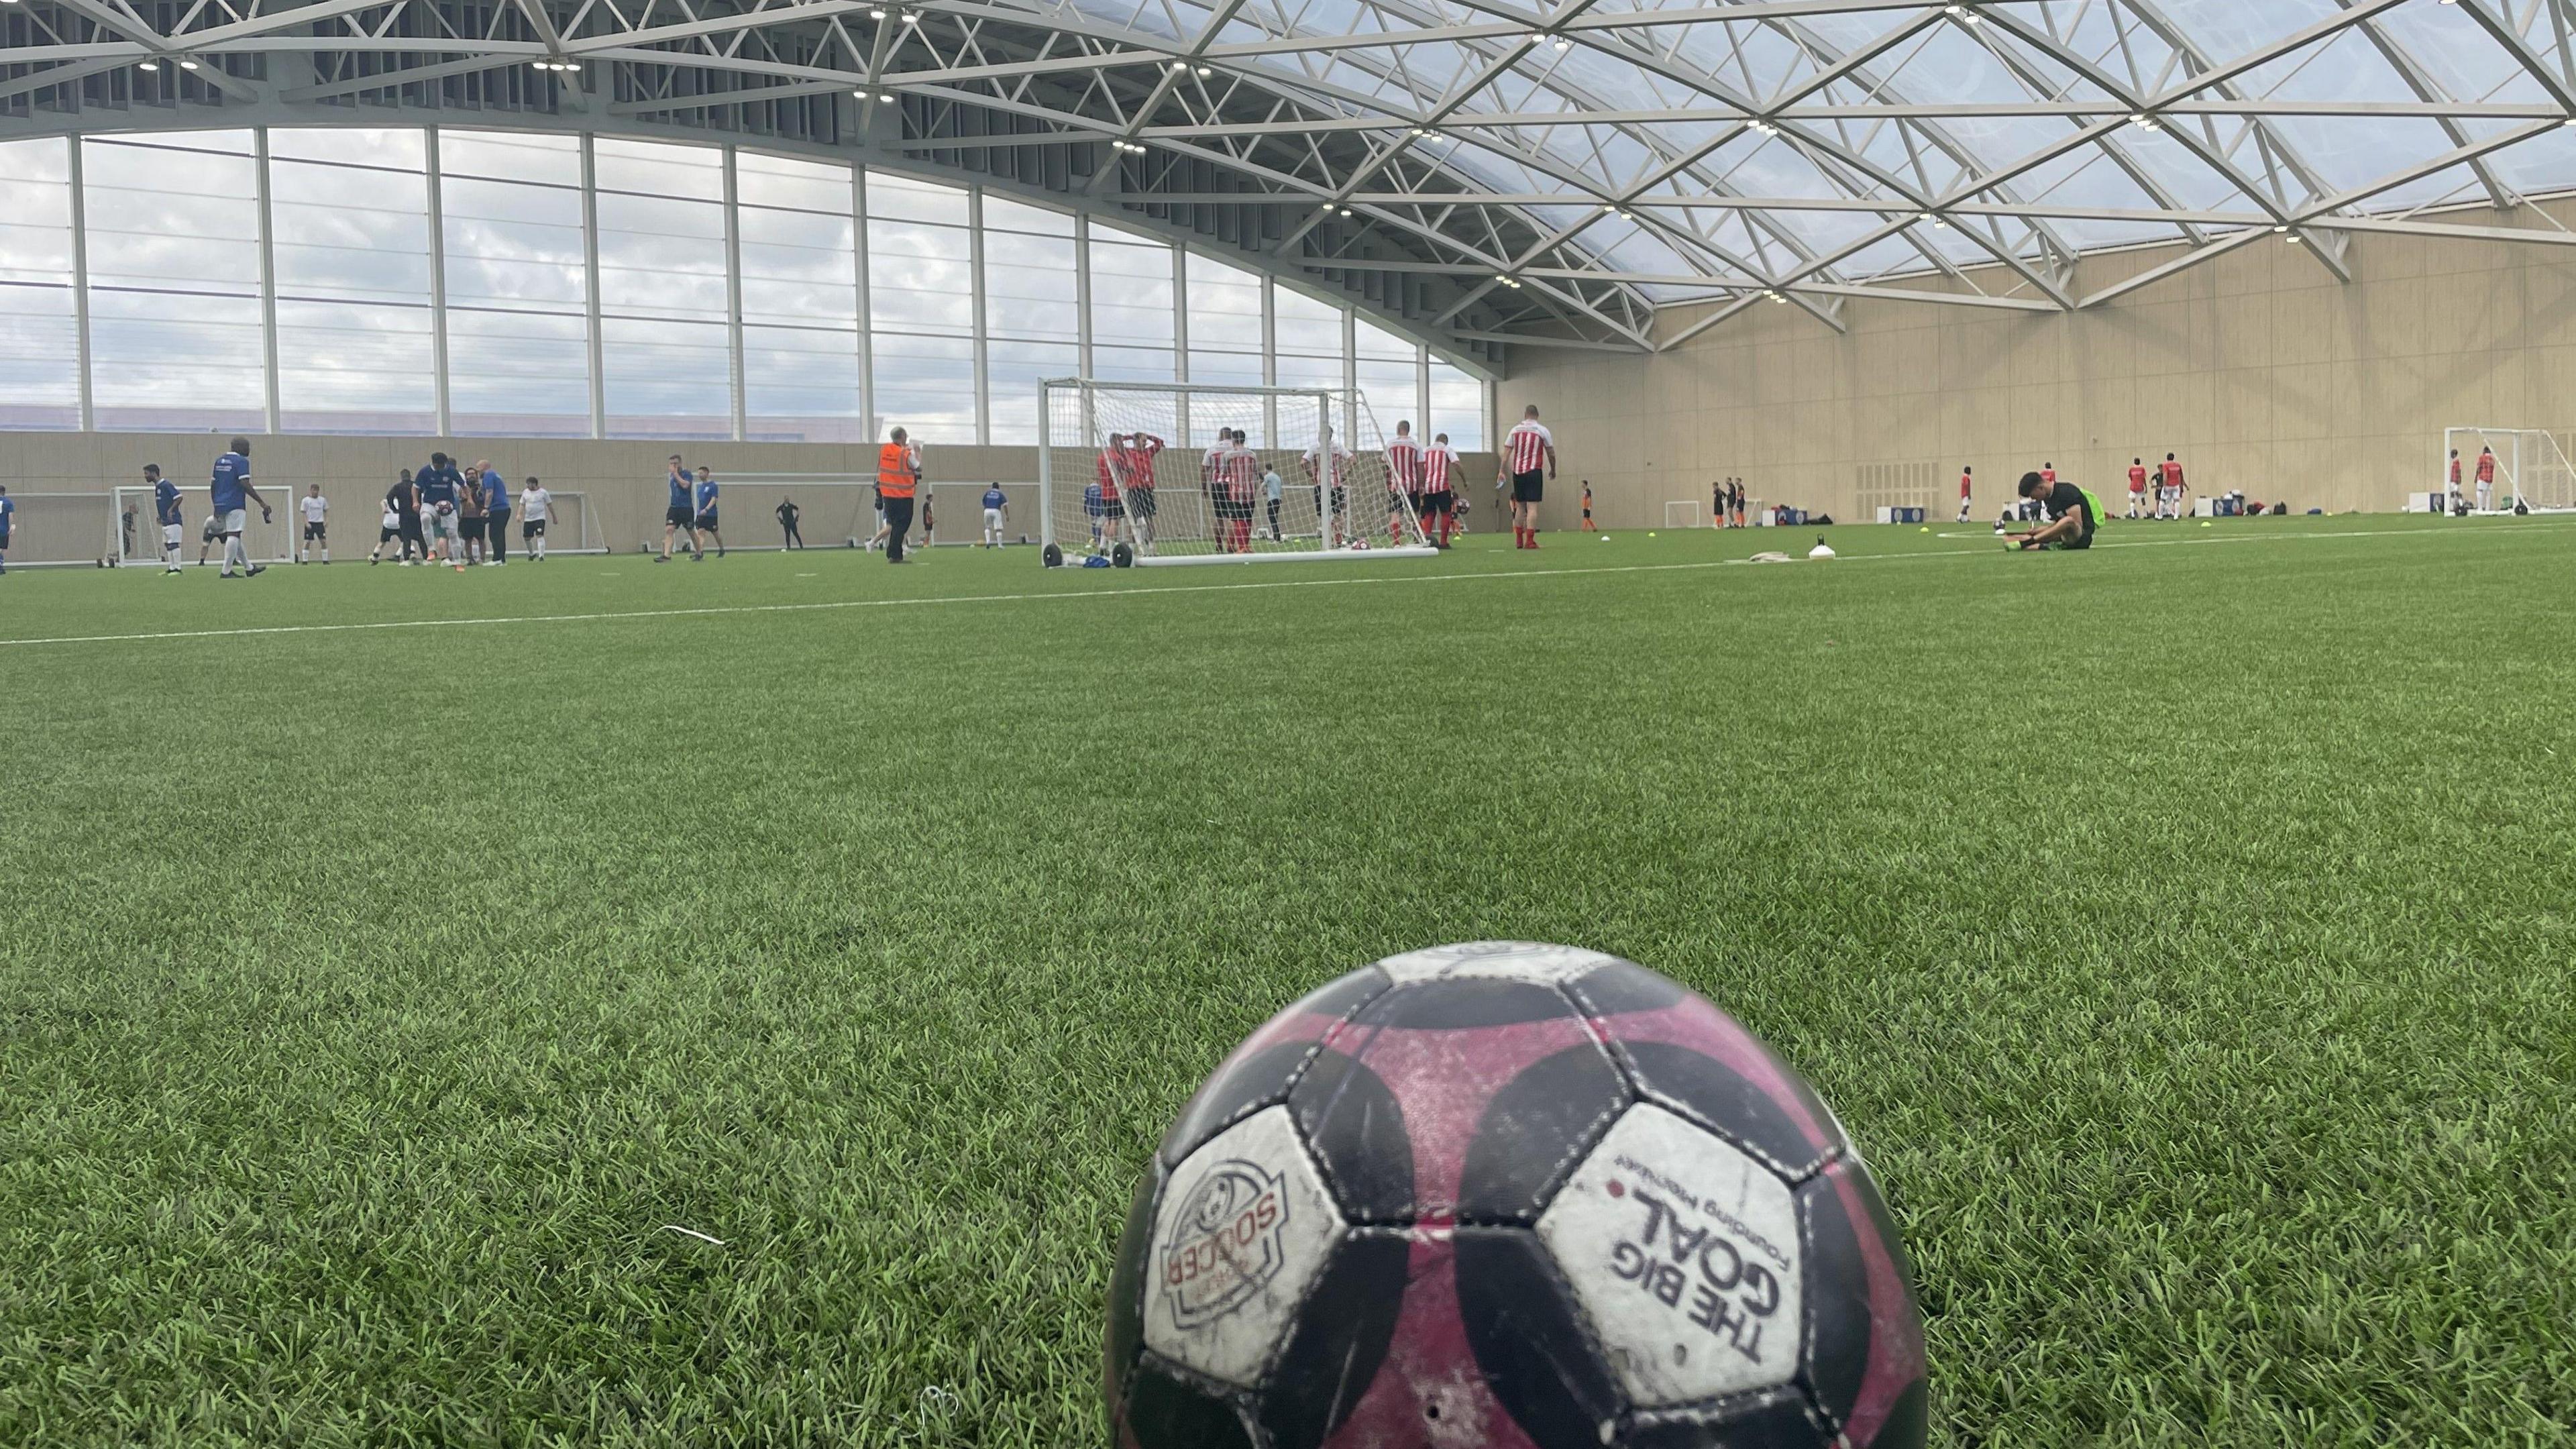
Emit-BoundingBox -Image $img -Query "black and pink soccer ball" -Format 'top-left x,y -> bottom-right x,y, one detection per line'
1105,942 -> 1927,1449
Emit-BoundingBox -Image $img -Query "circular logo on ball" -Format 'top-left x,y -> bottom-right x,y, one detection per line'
1162,1158 -> 1291,1330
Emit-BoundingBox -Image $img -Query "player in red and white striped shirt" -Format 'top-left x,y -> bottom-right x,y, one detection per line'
1501,403 -> 1556,549
1223,433 -> 1262,553
1119,431 -> 1164,549
1385,422 -> 1425,546
1305,437 -> 1352,548
1421,431 -> 1460,547
1095,435 -> 1128,551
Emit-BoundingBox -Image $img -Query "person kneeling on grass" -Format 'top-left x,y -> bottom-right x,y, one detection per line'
2006,470 -> 2102,551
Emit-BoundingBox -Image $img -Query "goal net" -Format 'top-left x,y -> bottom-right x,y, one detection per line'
1664,500 -> 1704,529
2440,427 -> 2576,512
1039,380 -> 1436,565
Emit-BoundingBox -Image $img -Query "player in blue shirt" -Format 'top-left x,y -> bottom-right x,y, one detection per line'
149,464 -> 184,574
478,461 -> 511,566
980,485 -> 1008,547
0,484 -> 13,575
657,455 -> 702,563
693,467 -> 726,557
209,437 -> 272,578
416,451 -> 466,570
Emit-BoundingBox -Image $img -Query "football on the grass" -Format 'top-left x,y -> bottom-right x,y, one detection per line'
1104,941 -> 1927,1449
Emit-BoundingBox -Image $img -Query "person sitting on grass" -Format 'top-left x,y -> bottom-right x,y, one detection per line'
2005,470 -> 2102,551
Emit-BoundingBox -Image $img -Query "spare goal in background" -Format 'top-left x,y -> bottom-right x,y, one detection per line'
1038,380 -> 1435,566
2438,427 -> 2576,512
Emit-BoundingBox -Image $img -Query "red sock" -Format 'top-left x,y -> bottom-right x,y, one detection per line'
1439,515 -> 1452,546
1527,529 -> 1538,549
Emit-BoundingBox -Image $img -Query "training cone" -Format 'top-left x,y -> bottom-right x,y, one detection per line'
2201,521 -> 2213,527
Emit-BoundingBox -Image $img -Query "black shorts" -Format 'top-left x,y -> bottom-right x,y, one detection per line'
2053,532 -> 2095,551
667,505 -> 695,528
523,519 -> 546,539
696,511 -> 719,533
1126,487 -> 1157,518
399,521 -> 423,542
303,522 -> 326,541
1511,470 -> 1546,504
1419,490 -> 1453,516
378,526 -> 400,543
460,517 -> 485,541
1102,496 -> 1126,519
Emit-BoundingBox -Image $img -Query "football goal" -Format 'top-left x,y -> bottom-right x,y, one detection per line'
1038,380 -> 1436,566
1664,500 -> 1704,529
2440,427 -> 2576,513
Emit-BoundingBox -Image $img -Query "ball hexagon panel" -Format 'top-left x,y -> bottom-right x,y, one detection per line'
1306,970 -> 1622,1222
1375,940 -> 1626,987
1159,967 -> 1393,1171
1562,959 -> 1850,1182
1536,1103 -> 1807,1409
1144,1106 -> 1350,1390
1794,1157 -> 1929,1449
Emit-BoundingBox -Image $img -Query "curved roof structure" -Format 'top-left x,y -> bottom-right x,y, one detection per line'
7,0 -> 2576,354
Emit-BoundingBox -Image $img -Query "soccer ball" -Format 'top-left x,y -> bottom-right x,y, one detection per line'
1104,942 -> 1928,1449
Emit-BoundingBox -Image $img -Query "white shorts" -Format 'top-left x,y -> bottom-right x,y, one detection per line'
2158,487 -> 2181,503
983,508 -> 1003,530
162,523 -> 184,547
221,508 -> 248,534
429,511 -> 459,540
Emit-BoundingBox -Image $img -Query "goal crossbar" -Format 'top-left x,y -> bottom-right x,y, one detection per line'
1037,378 -> 1437,566
2440,426 -> 2576,513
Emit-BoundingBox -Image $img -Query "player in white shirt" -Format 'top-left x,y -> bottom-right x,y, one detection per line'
297,484 -> 330,564
1501,404 -> 1557,549
518,478 -> 553,560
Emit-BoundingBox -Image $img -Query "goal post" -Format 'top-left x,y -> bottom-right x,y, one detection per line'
1664,500 -> 1704,530
2438,427 -> 2576,513
1038,378 -> 1438,566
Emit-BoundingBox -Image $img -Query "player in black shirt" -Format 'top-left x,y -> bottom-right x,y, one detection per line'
2006,470 -> 2102,551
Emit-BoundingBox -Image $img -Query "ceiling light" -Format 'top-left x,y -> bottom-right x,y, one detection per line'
901,11 -> 919,21
1337,207 -> 1352,216
1768,291 -> 1786,303
1553,38 -> 1570,50
1196,65 -> 1211,76
138,59 -> 159,70
1171,60 -> 1190,73
179,58 -> 199,70
2287,233 -> 2305,244
869,6 -> 886,14
878,91 -> 897,103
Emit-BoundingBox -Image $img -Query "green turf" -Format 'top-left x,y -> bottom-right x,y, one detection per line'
3,517 -> 2571,1447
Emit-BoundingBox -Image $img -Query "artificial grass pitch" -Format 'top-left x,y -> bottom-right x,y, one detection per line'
2,518 -> 2571,1447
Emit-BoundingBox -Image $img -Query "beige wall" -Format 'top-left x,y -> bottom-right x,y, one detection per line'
0,431 -> 1042,560
1506,205 -> 2576,530
0,431 -> 1503,559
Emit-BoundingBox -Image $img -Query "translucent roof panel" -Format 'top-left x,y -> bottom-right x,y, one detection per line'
16,0 -> 2576,347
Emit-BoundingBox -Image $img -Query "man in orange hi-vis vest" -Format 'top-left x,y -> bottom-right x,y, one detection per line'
877,427 -> 923,564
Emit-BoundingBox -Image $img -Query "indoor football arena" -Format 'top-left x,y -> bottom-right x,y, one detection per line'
3,1 -> 2569,1445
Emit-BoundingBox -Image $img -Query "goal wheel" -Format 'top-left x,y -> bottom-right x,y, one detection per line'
1042,541 -> 1065,568
1111,542 -> 1134,568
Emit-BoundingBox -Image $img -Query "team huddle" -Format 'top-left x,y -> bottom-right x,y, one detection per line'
367,452 -> 557,570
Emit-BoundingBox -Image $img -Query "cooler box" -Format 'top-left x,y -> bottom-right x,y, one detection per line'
1874,505 -> 1925,524
2405,491 -> 2445,514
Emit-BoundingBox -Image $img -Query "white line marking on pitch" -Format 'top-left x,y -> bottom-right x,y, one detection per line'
2,522 -> 2564,650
